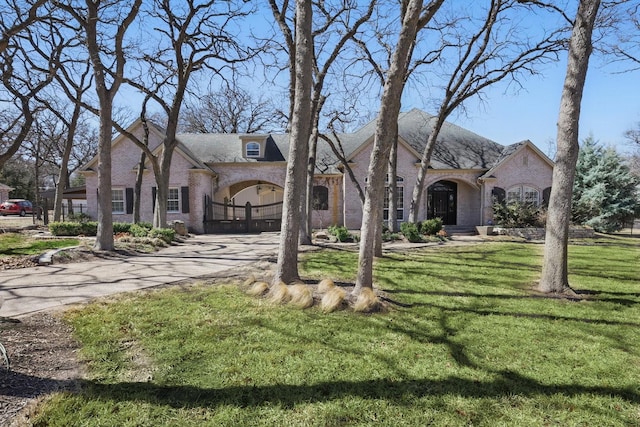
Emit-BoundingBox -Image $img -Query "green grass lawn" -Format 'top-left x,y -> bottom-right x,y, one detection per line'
30,236 -> 639,426
0,233 -> 79,256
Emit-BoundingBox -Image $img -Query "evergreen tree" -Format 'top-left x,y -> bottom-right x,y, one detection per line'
572,137 -> 640,232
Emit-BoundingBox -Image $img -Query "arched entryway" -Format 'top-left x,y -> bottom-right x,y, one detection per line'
427,180 -> 457,225
204,180 -> 284,233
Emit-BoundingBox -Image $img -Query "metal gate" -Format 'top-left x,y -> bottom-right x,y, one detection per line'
203,195 -> 282,233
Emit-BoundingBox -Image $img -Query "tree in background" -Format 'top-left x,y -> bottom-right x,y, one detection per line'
572,137 -> 639,232
0,0 -> 59,171
179,83 -> 282,134
0,158 -> 36,201
120,0 -> 252,229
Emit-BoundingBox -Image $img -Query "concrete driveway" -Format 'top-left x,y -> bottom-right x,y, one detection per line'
0,233 -> 280,318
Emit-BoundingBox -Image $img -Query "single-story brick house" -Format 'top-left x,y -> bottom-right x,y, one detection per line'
81,108 -> 553,233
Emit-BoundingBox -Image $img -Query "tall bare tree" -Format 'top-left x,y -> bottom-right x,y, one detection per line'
355,0 -> 444,294
273,0 -> 313,285
539,0 -> 601,294
122,0 -> 251,229
267,1 -> 376,244
30,17 -> 95,221
0,0 -> 48,54
55,0 -> 142,251
179,83 -> 281,134
408,0 -> 565,223
0,5 -> 60,170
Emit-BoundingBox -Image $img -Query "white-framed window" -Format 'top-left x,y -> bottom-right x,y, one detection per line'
523,186 -> 540,205
112,189 -> 125,214
507,185 -> 540,206
167,187 -> 180,212
383,176 -> 404,221
245,141 -> 260,158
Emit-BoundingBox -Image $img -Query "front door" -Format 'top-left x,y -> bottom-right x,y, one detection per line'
428,181 -> 457,225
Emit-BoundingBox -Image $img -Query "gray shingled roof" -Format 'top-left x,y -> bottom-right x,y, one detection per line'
174,108 -> 512,174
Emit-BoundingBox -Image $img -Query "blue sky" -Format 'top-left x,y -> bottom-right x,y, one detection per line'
445,59 -> 640,157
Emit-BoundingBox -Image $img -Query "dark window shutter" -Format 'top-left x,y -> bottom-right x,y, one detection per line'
542,187 -> 552,207
152,187 -> 156,212
492,187 -> 506,204
125,188 -> 134,214
181,186 -> 190,213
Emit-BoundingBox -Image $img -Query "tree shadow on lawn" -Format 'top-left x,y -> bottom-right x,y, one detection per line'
380,294 -> 640,328
383,288 -> 640,308
75,370 -> 639,410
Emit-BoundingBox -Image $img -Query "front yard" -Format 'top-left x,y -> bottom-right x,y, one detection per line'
6,235 -> 640,426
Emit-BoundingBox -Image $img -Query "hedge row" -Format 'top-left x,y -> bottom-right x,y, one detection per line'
49,221 -> 175,244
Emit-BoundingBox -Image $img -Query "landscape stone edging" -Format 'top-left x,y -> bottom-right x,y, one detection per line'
491,226 -> 595,240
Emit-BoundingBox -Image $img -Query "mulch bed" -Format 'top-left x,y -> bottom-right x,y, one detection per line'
0,311 -> 83,427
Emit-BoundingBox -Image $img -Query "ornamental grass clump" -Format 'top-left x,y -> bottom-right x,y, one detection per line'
353,287 -> 380,313
246,281 -> 269,297
242,274 -> 256,287
268,281 -> 291,304
288,284 -> 314,309
320,286 -> 346,313
317,278 -> 335,293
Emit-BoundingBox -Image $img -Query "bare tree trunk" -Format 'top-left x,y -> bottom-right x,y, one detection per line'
153,151 -> 171,228
95,99 -> 114,250
539,0 -> 600,294
409,114 -> 445,223
53,103 -> 82,222
301,126 -> 320,245
355,0 -> 443,293
274,0 -> 313,285
388,135 -> 398,232
133,151 -> 145,224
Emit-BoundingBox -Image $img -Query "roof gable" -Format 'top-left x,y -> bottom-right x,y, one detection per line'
82,119 -> 167,171
340,108 -> 504,170
480,140 -> 554,178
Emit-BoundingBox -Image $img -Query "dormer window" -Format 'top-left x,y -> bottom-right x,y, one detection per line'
246,142 -> 260,158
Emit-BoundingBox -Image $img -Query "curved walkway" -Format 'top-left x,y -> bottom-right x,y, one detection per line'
0,233 -> 280,319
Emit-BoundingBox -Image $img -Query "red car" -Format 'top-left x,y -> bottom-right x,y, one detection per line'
0,199 -> 33,216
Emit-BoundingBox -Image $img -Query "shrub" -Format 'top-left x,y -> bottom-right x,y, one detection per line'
492,201 -> 544,228
113,222 -> 132,234
420,218 -> 443,235
400,222 -> 422,243
79,222 -> 98,236
328,225 -> 352,242
129,223 -> 150,238
382,231 -> 401,242
49,221 -> 98,236
149,228 -> 175,244
67,212 -> 92,222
